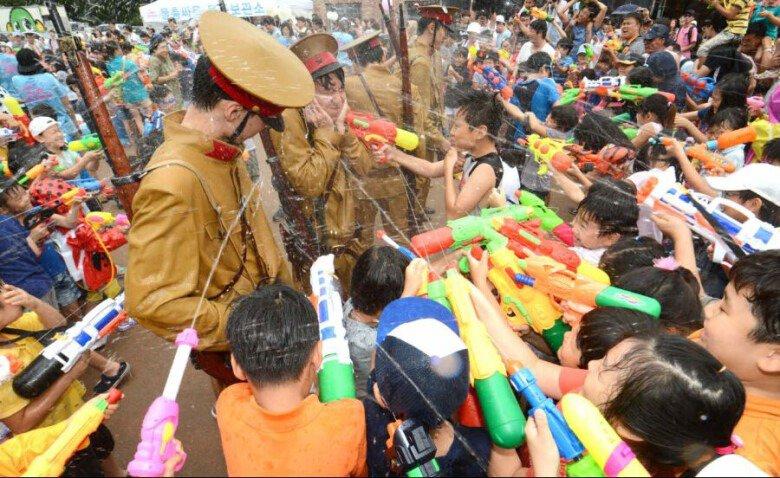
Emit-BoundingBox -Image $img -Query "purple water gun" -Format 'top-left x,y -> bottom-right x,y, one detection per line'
127,328 -> 198,477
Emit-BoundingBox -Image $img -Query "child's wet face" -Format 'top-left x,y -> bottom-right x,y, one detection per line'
572,212 -> 609,249
558,325 -> 582,368
450,112 -> 477,151
4,187 -> 31,213
582,338 -> 634,407
39,125 -> 65,149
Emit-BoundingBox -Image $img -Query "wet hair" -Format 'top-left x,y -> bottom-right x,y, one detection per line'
637,93 -> 676,129
227,284 -> 319,385
350,246 -> 411,315
603,334 -> 745,474
573,112 -> 635,151
626,66 -> 656,88
701,73 -> 749,125
454,47 -> 469,58
190,55 -> 232,110
418,17 -> 442,35
732,189 -> 780,227
29,104 -> 57,118
103,41 -> 120,58
615,266 -> 703,334
745,21 -> 767,38
599,236 -> 666,282
576,308 -> 659,368
354,42 -> 384,66
576,178 -> 639,237
730,250 -> 780,344
557,37 -> 573,53
314,68 -> 345,91
549,104 -> 578,132
622,12 -> 644,26
763,138 -> 780,164
456,89 -> 504,139
0,184 -> 25,211
149,85 -> 172,103
529,19 -> 547,37
634,140 -> 683,181
710,106 -> 748,131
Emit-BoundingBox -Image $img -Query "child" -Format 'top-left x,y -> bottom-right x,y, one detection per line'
679,73 -> 749,136
28,116 -> 100,182
631,93 -> 677,148
0,284 -> 121,476
700,250 -> 780,475
380,90 -> 509,218
345,246 -> 410,398
571,179 -> 640,264
695,0 -> 753,62
552,38 -> 574,84
598,235 -> 666,282
762,138 -> 780,166
615,264 -> 705,335
365,296 -> 490,476
216,284 -> 367,476
444,47 -> 470,123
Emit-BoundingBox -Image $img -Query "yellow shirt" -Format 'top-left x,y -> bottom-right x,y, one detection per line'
0,419 -> 69,475
0,312 -> 85,429
724,0 -> 753,35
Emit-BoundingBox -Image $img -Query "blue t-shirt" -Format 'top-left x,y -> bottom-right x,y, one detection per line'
332,31 -> 354,67
752,3 -> 780,39
513,77 -> 560,131
106,56 -> 150,105
39,241 -> 67,278
569,24 -> 587,60
0,54 -> 18,94
11,73 -> 77,138
0,215 -> 53,298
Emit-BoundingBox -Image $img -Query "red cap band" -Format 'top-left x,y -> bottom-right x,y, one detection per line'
208,66 -> 285,117
420,10 -> 453,25
303,51 -> 338,74
368,37 -> 381,48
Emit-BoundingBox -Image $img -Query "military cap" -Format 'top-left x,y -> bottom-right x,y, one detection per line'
290,33 -> 343,79
339,31 -> 382,57
418,5 -> 459,30
198,11 -> 314,118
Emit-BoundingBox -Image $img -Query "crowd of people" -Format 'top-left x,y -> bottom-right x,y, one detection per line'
0,0 -> 778,476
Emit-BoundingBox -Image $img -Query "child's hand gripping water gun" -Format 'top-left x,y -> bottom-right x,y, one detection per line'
515,254 -> 662,318
16,156 -> 59,186
444,270 -> 526,448
345,111 -> 419,152
611,85 -> 675,104
1,94 -> 35,145
22,389 -> 124,477
507,363 -> 604,477
23,187 -> 88,229
311,254 -> 356,402
103,71 -> 125,90
526,133 -> 575,176
127,328 -> 197,477
560,393 -> 650,477
480,66 -> 513,100
386,419 -> 441,477
510,189 -> 575,246
12,294 -> 128,399
67,133 -> 103,153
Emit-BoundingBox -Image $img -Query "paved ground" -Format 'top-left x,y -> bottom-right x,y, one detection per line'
91,136 -> 445,475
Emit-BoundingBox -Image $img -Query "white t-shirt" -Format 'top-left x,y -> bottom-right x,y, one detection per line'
517,41 -> 556,64
696,454 -> 768,477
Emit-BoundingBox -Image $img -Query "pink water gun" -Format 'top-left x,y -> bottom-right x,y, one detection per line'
127,328 -> 198,477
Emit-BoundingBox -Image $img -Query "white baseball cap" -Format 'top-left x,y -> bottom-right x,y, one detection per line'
706,163 -> 780,207
467,22 -> 482,34
28,116 -> 58,138
495,15 -> 506,23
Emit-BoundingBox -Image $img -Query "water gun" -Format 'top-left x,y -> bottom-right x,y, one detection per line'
376,229 -> 417,260
511,190 -> 575,246
22,389 -> 124,477
310,254 -> 356,402
611,112 -> 632,124
560,393 -> 650,477
1,94 -> 35,145
67,133 -> 103,152
387,419 -> 441,477
480,66 -> 513,100
621,127 -> 638,140
12,294 -> 127,399
426,273 -> 451,310
85,211 -> 130,230
580,76 -> 626,92
444,270 -> 526,448
526,133 -> 574,176
103,71 -> 125,89
555,144 -> 633,180
530,6 -> 554,21
0,354 -> 21,384
345,111 -> 419,152
636,177 -> 745,264
681,72 -> 715,102
611,85 -> 675,104
469,246 -> 568,351
128,328 -> 195,477
17,157 -> 58,185
22,186 -> 88,229
515,254 -> 662,317
507,364 -> 603,477
558,87 -> 583,106
604,37 -> 623,52
68,177 -> 103,193
0,147 -> 11,178
748,118 -> 780,160
679,126 -> 756,174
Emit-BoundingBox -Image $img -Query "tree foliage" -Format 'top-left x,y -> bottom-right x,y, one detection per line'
2,0 -> 145,26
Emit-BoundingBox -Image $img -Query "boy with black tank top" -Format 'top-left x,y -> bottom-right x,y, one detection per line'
378,90 -> 518,219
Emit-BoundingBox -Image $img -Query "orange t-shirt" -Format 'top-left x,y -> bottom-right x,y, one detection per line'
215,383 -> 367,477
733,392 -> 780,476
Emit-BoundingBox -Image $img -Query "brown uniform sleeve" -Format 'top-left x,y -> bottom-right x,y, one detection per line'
273,110 -> 345,198
340,131 -> 374,177
125,171 -> 229,347
410,57 -> 447,152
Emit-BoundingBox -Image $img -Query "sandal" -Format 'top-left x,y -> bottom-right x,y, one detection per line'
93,361 -> 130,393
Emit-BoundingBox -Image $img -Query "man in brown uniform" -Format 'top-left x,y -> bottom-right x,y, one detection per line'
341,32 -> 426,249
125,12 -> 313,385
408,5 -> 456,218
270,33 -> 373,292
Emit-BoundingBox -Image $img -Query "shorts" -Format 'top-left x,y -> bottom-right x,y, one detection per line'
190,350 -> 241,387
52,271 -> 83,308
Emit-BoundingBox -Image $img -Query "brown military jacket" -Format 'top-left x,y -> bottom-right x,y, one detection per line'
125,112 -> 292,351
409,37 -> 448,155
344,63 -> 427,199
270,108 -> 373,244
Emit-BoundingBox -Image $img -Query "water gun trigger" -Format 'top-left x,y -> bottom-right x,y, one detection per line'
363,133 -> 388,146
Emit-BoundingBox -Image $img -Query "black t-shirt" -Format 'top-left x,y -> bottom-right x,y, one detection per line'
464,152 -> 504,189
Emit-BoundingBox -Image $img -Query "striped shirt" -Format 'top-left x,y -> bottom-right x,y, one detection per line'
724,0 -> 753,36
